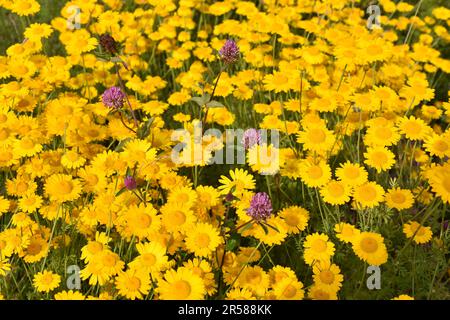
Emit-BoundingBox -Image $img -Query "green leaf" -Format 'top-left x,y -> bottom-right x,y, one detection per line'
115,187 -> 127,197
137,118 -> 154,139
190,94 -> 211,107
239,221 -> 254,233
226,238 -> 240,251
205,100 -> 225,108
261,222 -> 279,233
115,138 -> 132,151
260,223 -> 269,235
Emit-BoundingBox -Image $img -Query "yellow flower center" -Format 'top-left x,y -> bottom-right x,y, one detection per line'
360,237 -> 378,253
433,140 -> 448,152
308,166 -> 323,180
327,182 -> 344,197
283,284 -> 297,298
246,270 -> 262,285
142,253 -> 156,266
196,233 -> 210,248
358,185 -> 376,201
311,239 -> 327,252
173,280 -> 191,298
390,192 -> 406,204
285,213 -> 299,226
125,276 -> 140,291
319,270 -> 335,284
308,129 -> 326,144
170,210 -> 186,226
58,180 -> 73,194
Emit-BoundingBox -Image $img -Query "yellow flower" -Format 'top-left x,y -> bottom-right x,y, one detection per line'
299,159 -> 331,188
0,258 -> 11,276
54,290 -> 85,300
236,265 -> 270,296
161,202 -> 196,235
320,180 -> 352,205
353,182 -> 385,208
334,223 -> 360,243
392,294 -> 414,300
278,206 -> 310,234
33,270 -> 61,293
218,168 -> 255,196
119,203 -> 161,239
312,260 -> 344,293
385,188 -> 414,210
10,0 -> 40,16
273,277 -> 305,300
157,267 -> 205,300
352,232 -> 388,266
308,285 -> 338,300
185,222 -> 221,258
129,241 -> 169,275
403,221 -> 433,244
303,233 -> 335,266
44,174 -> 82,203
364,146 -> 396,173
297,124 -> 335,154
398,116 -> 431,141
115,268 -> 151,300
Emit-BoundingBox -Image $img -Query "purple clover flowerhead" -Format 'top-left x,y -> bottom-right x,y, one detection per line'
219,39 -> 240,64
247,192 -> 272,221
242,128 -> 261,149
102,86 -> 125,109
124,175 -> 137,190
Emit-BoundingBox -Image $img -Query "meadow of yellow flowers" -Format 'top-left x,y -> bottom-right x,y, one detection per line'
0,0 -> 449,300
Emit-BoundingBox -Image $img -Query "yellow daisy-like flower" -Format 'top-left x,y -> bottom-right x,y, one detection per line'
61,150 -> 86,169
0,196 -> 11,217
157,267 -> 206,300
335,161 -> 368,187
352,232 -> 388,266
184,222 -> 221,258
236,265 -> 270,296
424,133 -> 450,158
385,188 -> 414,210
115,268 -> 151,300
392,294 -> 414,300
129,241 -> 169,275
24,23 -> 53,40
18,193 -> 43,213
398,116 -> 431,141
308,285 -> 338,300
218,168 -> 255,196
247,143 -> 280,175
297,124 -> 335,154
167,186 -> 198,208
161,202 -> 196,235
334,223 -> 360,243
226,287 -> 256,300
278,206 -> 310,234
0,258 -> 11,276
403,221 -> 433,244
120,203 -> 161,239
320,180 -> 352,205
54,290 -> 85,300
303,233 -> 335,266
33,270 -> 61,293
364,146 -> 396,173
272,277 -> 305,300
299,159 -> 331,188
312,260 -> 344,293
10,0 -> 40,16
44,174 -> 82,203
353,182 -> 385,209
